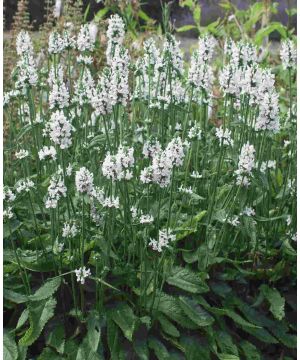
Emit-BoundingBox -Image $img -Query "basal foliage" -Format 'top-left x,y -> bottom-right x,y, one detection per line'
3,14 -> 296,360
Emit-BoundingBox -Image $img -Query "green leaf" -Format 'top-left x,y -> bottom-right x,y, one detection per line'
94,8 -> 109,22
166,266 -> 209,294
178,296 -> 214,327
107,319 -> 121,359
215,331 -> 239,356
19,297 -> 56,346
240,340 -> 261,360
87,312 -> 101,353
148,337 -> 169,360
176,210 -> 207,240
17,344 -> 27,360
134,338 -> 149,360
110,303 -> 137,342
212,308 -> 261,328
29,277 -> 61,301
4,289 -> 28,304
193,5 -> 201,24
16,309 -> 29,330
176,25 -> 197,33
4,330 -> 18,360
158,315 -> 180,337
180,336 -> 210,359
255,22 -> 287,45
148,293 -> 198,330
46,325 -> 65,354
218,355 -> 239,360
37,347 -> 63,360
76,336 -> 103,360
260,285 -> 285,320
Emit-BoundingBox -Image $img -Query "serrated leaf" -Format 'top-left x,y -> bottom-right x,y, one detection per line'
4,330 -> 18,360
216,330 -> 239,356
166,266 -> 208,294
180,336 -> 210,359
178,296 -> 214,327
158,315 -> 180,338
29,277 -> 61,301
4,289 -> 28,304
37,347 -> 63,360
176,210 -> 207,240
19,297 -> 56,346
213,308 -> 261,329
110,303 -> 137,342
260,285 -> 285,320
148,293 -> 198,330
16,309 -> 29,330
240,340 -> 261,360
148,337 -> 169,360
46,325 -> 65,354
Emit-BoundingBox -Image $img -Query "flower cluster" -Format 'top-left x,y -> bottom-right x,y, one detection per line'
102,146 -> 135,181
75,267 -> 91,284
235,142 -> 256,186
149,229 -> 176,252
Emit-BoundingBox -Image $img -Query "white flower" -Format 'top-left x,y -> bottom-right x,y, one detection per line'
4,207 -> 14,220
235,142 -> 256,187
62,222 -> 78,238
149,229 -> 176,252
284,140 -> 291,148
75,167 -> 94,194
15,149 -> 29,159
130,206 -> 138,219
241,207 -> 255,217
188,125 -> 202,140
215,126 -> 233,146
179,185 -> 193,195
16,179 -> 35,193
260,160 -> 276,173
16,30 -> 33,56
66,163 -> 73,176
75,267 -> 91,284
45,173 -> 67,209
77,24 -> 95,52
44,110 -> 73,149
73,68 -> 95,106
15,54 -> 38,89
3,188 -> 16,202
228,216 -> 240,227
102,146 -> 134,181
255,90 -> 280,133
286,215 -> 292,226
280,39 -> 296,70
106,14 -> 125,63
140,214 -> 154,224
48,31 -> 65,54
77,55 -> 93,65
102,196 -> 120,208
190,171 -> 202,179
142,139 -> 162,159
38,146 -> 57,161
49,82 -> 70,109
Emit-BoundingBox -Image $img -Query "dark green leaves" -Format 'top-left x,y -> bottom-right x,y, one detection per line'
259,284 -> 285,320
110,303 -> 138,342
178,297 -> 214,327
166,266 -> 209,294
4,330 -> 18,360
19,297 -> 57,346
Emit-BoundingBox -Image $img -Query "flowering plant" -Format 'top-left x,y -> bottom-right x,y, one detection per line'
3,13 -> 296,359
